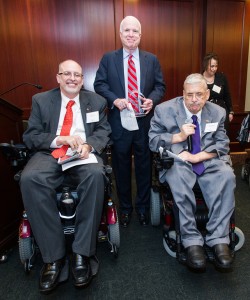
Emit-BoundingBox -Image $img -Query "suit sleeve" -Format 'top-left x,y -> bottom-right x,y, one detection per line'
94,54 -> 120,108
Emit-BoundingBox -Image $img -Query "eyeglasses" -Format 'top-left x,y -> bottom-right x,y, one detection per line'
185,91 -> 207,100
58,71 -> 83,79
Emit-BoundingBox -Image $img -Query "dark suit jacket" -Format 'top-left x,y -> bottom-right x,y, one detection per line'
94,48 -> 166,140
23,88 -> 111,154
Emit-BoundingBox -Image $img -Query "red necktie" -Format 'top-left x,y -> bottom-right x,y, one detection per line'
128,55 -> 139,113
51,100 -> 75,158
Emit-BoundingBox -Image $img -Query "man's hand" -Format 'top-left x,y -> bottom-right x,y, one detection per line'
140,97 -> 153,114
114,98 -> 129,111
77,144 -> 92,159
56,135 -> 84,150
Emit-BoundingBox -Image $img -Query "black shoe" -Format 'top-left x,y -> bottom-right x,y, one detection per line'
138,213 -> 149,226
71,253 -> 92,288
186,245 -> 206,271
39,258 -> 67,294
213,243 -> 233,270
120,213 -> 131,228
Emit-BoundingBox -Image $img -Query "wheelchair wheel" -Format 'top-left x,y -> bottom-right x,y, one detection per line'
163,230 -> 177,258
108,212 -> 120,250
19,237 -> 35,272
234,227 -> 245,251
241,165 -> 246,180
150,188 -> 161,226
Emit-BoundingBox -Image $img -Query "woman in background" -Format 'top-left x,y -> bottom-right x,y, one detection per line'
202,52 -> 234,131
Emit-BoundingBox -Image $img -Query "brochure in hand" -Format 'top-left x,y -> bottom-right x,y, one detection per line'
58,151 -> 81,165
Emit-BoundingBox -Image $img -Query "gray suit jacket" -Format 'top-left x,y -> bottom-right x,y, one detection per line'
23,88 -> 111,154
149,96 -> 231,170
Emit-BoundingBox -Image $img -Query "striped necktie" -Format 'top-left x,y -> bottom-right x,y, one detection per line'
128,55 -> 139,113
51,100 -> 75,158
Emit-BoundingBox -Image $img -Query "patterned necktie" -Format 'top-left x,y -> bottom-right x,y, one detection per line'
128,55 -> 139,113
191,115 -> 205,175
51,100 -> 75,158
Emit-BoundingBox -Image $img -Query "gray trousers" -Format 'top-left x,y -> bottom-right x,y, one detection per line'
20,152 -> 105,263
164,158 -> 235,248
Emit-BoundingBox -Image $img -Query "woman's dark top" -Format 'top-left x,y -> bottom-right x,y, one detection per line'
206,72 -> 233,129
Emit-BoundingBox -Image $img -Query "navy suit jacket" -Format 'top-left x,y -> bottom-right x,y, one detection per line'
23,88 -> 111,154
94,48 -> 166,140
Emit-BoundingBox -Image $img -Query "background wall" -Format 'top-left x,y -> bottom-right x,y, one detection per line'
0,0 -> 249,122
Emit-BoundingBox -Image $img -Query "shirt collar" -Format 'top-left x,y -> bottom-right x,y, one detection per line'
61,92 -> 80,108
123,48 -> 139,60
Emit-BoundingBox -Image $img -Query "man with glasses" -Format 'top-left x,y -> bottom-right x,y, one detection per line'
94,16 -> 166,227
149,73 -> 235,272
20,59 -> 111,293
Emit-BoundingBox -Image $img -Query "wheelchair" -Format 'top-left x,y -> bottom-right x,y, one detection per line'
241,157 -> 250,188
150,148 -> 245,265
0,142 -> 120,273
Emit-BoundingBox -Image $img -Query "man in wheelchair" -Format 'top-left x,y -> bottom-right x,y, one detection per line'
19,60 -> 111,294
149,73 -> 235,272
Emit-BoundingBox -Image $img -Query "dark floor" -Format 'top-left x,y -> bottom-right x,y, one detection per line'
0,163 -> 250,300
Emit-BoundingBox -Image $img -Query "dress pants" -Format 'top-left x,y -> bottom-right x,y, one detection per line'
20,151 -> 105,263
164,158 -> 235,248
112,118 -> 152,215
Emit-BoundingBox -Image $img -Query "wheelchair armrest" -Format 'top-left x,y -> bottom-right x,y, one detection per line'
154,148 -> 174,171
0,142 -> 30,168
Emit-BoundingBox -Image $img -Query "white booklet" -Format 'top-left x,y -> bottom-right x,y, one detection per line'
60,153 -> 98,171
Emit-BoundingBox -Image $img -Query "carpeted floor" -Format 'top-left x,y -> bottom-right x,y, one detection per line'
0,163 -> 250,300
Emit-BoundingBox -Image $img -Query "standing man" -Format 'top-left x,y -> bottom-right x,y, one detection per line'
20,59 -> 111,294
94,16 -> 166,227
149,73 -> 235,272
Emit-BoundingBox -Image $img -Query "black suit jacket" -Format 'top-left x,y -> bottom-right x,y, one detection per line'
23,88 -> 111,154
94,48 -> 166,140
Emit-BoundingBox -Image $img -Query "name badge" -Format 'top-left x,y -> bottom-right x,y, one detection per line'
204,122 -> 218,132
86,111 -> 99,123
212,84 -> 221,94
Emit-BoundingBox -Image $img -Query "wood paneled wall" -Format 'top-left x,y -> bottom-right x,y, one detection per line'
0,0 -> 249,129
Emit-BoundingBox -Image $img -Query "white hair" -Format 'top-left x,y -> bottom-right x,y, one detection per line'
120,16 -> 141,34
184,73 -> 207,89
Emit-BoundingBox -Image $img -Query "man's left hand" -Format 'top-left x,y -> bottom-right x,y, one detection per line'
140,97 -> 153,114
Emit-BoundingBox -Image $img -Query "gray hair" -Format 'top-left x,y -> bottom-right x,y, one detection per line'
184,73 -> 207,89
120,16 -> 141,34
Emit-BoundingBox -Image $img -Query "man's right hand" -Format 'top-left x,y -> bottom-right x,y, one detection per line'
56,135 -> 84,150
114,98 -> 129,111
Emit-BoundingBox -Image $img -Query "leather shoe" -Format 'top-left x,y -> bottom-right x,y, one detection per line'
186,245 -> 206,271
120,213 -> 131,228
39,258 -> 67,294
138,213 -> 149,226
71,253 -> 92,288
213,243 -> 233,270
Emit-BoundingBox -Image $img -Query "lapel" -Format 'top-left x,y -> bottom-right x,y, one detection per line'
49,89 -> 62,134
79,90 -> 91,137
200,105 -> 213,137
139,50 -> 147,93
175,98 -> 188,130
114,49 -> 125,93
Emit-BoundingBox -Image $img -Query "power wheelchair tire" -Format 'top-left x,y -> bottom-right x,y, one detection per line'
163,230 -> 177,258
19,237 -> 35,271
108,211 -> 120,252
234,227 -> 245,251
241,165 -> 246,180
150,188 -> 161,226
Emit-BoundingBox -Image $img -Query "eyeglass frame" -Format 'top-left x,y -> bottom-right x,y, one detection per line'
184,91 -> 208,100
58,71 -> 83,79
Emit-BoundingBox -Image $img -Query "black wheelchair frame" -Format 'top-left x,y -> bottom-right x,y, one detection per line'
0,142 -> 120,273
150,148 -> 245,264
